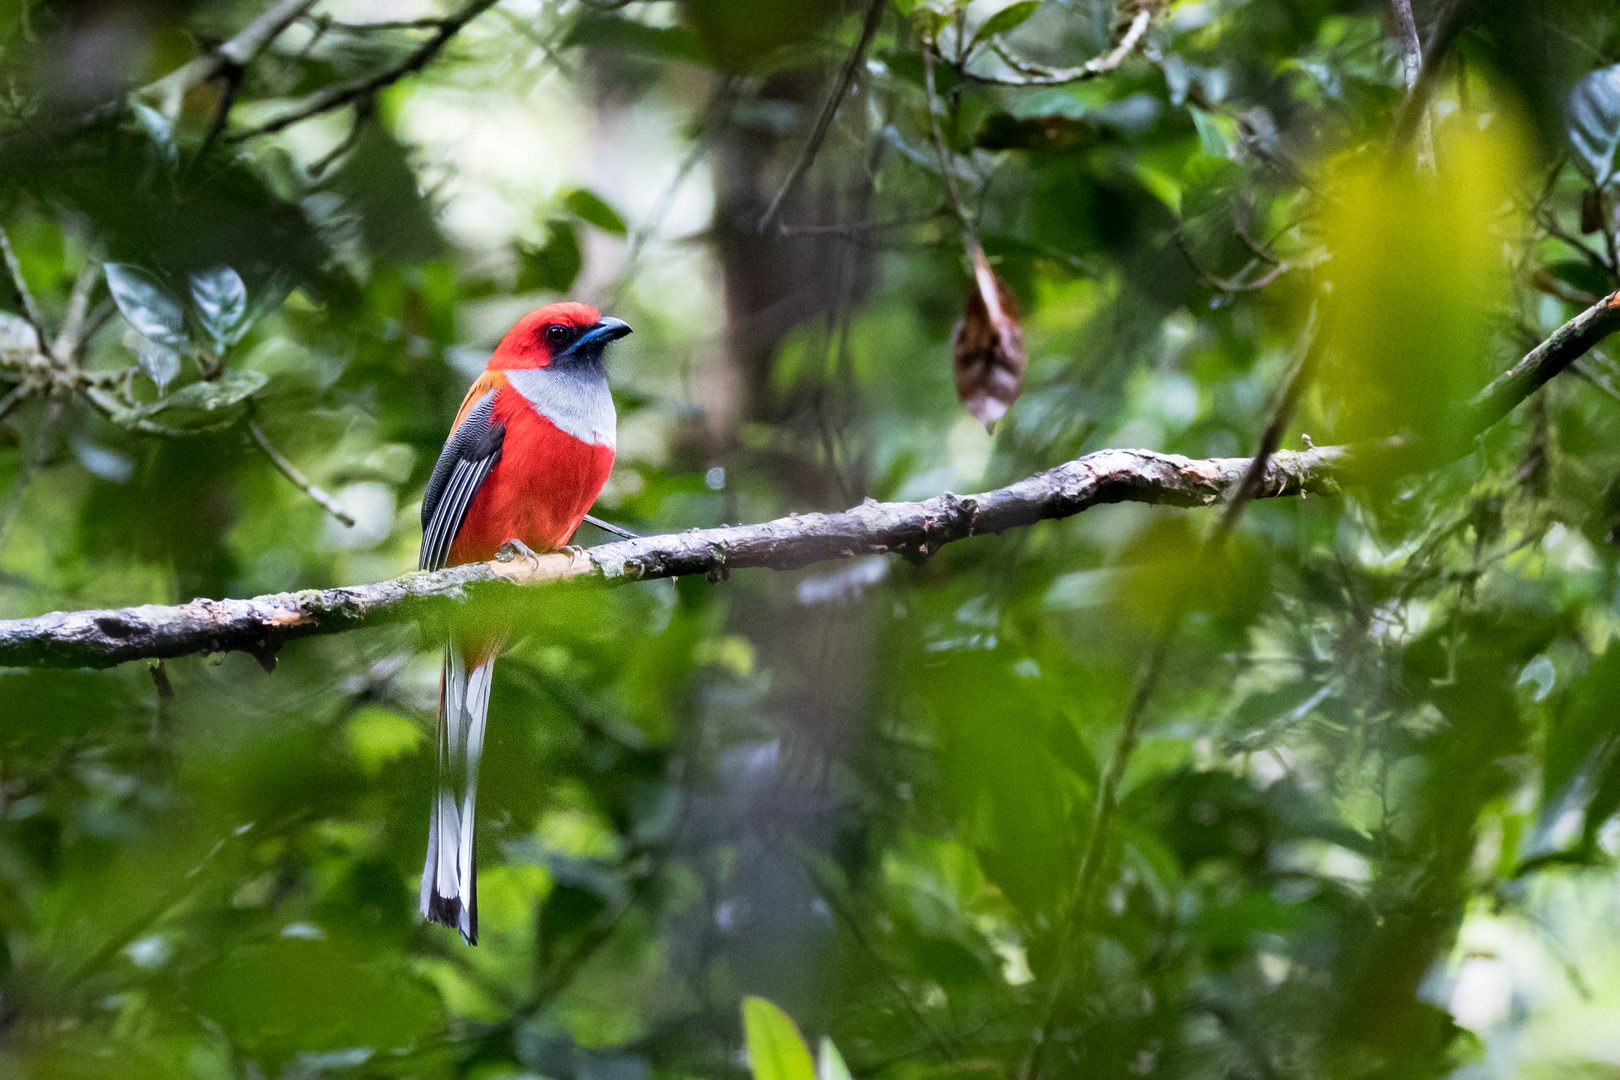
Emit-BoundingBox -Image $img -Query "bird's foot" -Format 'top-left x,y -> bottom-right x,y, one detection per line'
563,544 -> 590,570
495,539 -> 545,573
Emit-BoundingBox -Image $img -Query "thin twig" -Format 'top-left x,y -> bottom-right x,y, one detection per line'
323,16 -> 455,32
965,9 -> 1152,87
229,0 -> 501,142
756,0 -> 887,233
1389,0 -> 1434,171
921,39 -> 975,240
0,381 -> 30,424
609,76 -> 738,308
0,224 -> 53,363
52,259 -> 99,359
74,297 -> 117,359
308,98 -> 374,178
247,419 -> 356,527
923,38 -> 1020,379
1540,211 -> 1616,274
1174,230 -> 1294,294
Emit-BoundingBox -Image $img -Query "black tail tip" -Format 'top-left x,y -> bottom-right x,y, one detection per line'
425,893 -> 478,945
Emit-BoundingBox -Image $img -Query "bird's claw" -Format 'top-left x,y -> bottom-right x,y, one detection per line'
496,539 -> 545,572
563,544 -> 589,569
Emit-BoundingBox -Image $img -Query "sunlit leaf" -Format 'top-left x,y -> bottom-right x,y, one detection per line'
190,265 -> 249,349
742,997 -> 815,1080
105,263 -> 188,351
1568,63 -> 1620,188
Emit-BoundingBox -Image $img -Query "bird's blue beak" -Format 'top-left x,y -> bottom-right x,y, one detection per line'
575,317 -> 632,353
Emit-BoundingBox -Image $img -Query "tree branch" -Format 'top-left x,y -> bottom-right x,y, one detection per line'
141,0 -> 324,109
965,9 -> 1152,87
228,0 -> 502,142
0,446 -> 1348,669
1,290 -> 1617,671
1471,290 -> 1620,426
1389,0 -> 1434,171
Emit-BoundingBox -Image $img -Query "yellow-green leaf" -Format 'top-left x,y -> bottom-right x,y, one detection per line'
742,997 -> 815,1080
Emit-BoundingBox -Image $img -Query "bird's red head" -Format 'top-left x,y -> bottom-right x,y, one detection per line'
488,301 -> 630,370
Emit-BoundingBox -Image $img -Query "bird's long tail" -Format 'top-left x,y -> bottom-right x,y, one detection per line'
420,636 -> 495,944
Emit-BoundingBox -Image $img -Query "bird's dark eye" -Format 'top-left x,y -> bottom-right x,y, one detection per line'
545,325 -> 570,347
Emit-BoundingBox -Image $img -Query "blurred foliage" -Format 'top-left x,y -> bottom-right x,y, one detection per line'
0,1 -> 1617,1079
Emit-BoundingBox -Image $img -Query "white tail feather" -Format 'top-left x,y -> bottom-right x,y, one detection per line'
421,639 -> 495,943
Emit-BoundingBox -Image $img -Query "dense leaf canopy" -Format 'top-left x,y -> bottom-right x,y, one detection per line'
0,0 -> 1618,1078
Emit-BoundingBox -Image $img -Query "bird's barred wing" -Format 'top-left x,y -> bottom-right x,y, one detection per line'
420,387 -> 505,572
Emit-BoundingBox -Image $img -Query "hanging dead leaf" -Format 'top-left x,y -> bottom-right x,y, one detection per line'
953,250 -> 1027,432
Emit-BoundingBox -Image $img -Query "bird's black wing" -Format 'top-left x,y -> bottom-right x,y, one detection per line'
420,390 -> 505,572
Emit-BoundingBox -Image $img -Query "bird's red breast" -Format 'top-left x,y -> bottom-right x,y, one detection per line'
446,374 -> 615,563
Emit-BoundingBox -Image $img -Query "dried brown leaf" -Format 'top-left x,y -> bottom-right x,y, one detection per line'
953,251 -> 1027,432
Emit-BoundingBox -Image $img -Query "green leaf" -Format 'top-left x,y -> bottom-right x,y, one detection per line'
133,102 -> 178,171
969,1 -> 1041,50
138,368 -> 266,421
190,266 -> 249,349
742,997 -> 815,1080
517,222 -> 583,293
564,189 -> 629,236
817,1037 -> 852,1080
105,263 -> 188,351
1569,63 -> 1620,188
565,14 -> 710,64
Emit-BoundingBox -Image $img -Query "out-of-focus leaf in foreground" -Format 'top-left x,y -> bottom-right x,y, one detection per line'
1315,111 -> 1526,454
743,996 -> 817,1080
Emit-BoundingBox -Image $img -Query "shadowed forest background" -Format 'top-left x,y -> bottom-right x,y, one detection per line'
0,0 -> 1619,1077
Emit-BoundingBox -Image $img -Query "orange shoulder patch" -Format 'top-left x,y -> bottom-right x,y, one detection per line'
452,369 -> 508,431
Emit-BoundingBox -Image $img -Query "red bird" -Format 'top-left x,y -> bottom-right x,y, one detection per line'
418,301 -> 630,943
